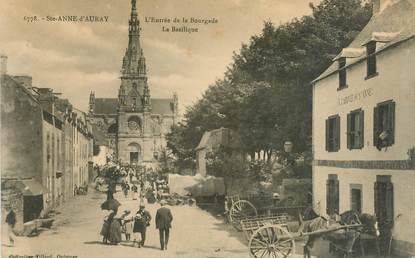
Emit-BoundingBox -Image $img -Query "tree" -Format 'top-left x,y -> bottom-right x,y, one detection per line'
206,146 -> 247,178
167,0 -> 372,170
156,148 -> 175,174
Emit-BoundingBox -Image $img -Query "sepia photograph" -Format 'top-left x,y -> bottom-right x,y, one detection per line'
1,0 -> 414,257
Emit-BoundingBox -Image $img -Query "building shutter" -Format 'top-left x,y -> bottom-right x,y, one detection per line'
326,176 -> 339,215
359,110 -> 364,148
373,106 -> 379,148
325,119 -> 329,151
375,176 -> 394,226
335,116 -> 340,151
334,178 -> 339,214
347,113 -> 352,149
388,101 -> 395,145
374,181 -> 380,217
385,181 -> 394,223
326,179 -> 331,214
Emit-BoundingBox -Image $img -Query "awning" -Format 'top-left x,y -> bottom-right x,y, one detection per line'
15,179 -> 48,196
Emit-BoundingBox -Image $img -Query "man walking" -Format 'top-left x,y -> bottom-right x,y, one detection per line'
5,207 -> 16,246
133,204 -> 151,247
156,200 -> 173,250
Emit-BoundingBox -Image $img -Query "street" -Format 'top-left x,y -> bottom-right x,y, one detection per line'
2,190 -> 253,258
2,188 -> 385,258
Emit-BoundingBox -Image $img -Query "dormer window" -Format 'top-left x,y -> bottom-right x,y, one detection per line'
366,41 -> 378,79
338,57 -> 347,89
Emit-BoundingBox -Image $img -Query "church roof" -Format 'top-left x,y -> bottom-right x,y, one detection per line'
91,124 -> 107,145
313,0 -> 415,83
93,97 -> 175,115
94,98 -> 118,114
151,98 -> 175,115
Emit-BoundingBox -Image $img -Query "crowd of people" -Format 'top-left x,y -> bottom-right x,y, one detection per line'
97,160 -> 173,251
100,200 -> 173,250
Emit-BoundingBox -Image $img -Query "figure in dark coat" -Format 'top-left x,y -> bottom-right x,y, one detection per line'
155,200 -> 173,250
5,208 -> 16,246
133,204 -> 151,247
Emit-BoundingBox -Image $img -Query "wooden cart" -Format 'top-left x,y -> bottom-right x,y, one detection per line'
227,195 -> 305,231
245,220 -> 363,258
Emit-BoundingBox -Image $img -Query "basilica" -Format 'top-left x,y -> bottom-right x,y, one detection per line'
88,0 -> 178,167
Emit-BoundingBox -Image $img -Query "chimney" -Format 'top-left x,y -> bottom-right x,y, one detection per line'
36,88 -> 56,114
1,55 -> 7,76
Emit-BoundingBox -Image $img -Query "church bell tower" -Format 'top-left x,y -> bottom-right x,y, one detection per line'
117,0 -> 152,165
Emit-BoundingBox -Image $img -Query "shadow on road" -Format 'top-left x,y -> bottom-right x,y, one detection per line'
84,241 -> 105,245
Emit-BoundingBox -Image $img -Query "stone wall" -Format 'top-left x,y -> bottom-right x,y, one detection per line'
1,76 -> 43,182
1,185 -> 24,233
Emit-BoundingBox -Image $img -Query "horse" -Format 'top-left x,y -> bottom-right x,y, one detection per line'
300,210 -> 379,258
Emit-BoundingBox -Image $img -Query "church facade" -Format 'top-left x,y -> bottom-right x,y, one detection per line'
88,0 -> 178,167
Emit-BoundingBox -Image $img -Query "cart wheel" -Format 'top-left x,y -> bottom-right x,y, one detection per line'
249,224 -> 295,258
229,200 -> 258,231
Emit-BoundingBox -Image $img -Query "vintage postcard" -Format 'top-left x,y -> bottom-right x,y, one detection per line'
1,0 -> 414,257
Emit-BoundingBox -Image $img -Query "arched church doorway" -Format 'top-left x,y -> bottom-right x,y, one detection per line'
127,142 -> 141,165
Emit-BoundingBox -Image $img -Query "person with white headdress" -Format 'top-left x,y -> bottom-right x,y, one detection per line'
132,203 -> 152,247
122,210 -> 133,242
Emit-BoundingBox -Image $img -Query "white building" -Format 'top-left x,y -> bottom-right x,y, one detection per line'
311,0 -> 415,256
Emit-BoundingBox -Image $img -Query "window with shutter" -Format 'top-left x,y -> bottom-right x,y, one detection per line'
326,119 -> 329,152
326,115 -> 340,152
350,184 -> 362,213
366,41 -> 378,79
338,58 -> 347,89
359,110 -> 364,148
374,175 -> 394,243
388,101 -> 395,145
326,174 -> 339,215
347,109 -> 364,149
373,101 -> 395,150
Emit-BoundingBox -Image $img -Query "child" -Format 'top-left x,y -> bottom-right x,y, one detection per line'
123,210 -> 133,242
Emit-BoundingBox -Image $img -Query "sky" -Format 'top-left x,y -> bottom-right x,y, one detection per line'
0,0 -> 320,114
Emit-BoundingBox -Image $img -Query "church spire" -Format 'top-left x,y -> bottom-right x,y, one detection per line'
121,0 -> 145,77
118,0 -> 150,112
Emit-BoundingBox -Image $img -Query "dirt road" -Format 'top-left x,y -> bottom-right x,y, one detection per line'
2,190 -> 252,258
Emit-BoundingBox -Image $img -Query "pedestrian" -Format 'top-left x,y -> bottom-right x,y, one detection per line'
132,204 -> 151,247
100,213 -> 110,244
156,200 -> 173,250
123,183 -> 130,198
122,210 -> 133,242
5,207 -> 16,246
129,169 -> 134,182
107,209 -> 123,245
131,184 -> 138,200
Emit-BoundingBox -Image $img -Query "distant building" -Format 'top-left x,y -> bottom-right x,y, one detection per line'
1,57 -> 94,232
196,128 -> 241,177
1,73 -> 47,232
312,0 -> 415,255
88,0 -> 178,168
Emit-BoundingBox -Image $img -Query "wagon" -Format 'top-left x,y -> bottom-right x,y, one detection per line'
228,198 -> 259,230
226,195 -> 306,231
243,217 -> 364,258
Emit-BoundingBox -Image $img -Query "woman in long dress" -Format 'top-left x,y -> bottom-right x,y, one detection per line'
100,214 -> 110,244
108,210 -> 122,245
101,210 -> 116,244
